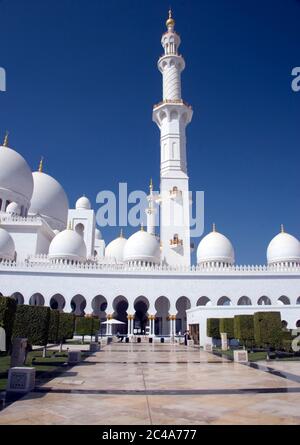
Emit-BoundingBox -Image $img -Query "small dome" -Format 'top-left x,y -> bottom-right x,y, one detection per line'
197,227 -> 235,265
48,228 -> 87,262
95,228 -> 102,240
29,171 -> 69,231
267,228 -> 300,265
0,227 -> 15,260
0,145 -> 33,206
123,229 -> 160,264
105,234 -> 127,262
76,196 -> 91,210
6,201 -> 21,215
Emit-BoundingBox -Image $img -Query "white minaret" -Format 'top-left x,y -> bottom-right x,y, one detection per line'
152,10 -> 193,267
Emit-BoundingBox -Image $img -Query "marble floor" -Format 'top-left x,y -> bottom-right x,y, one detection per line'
1,342 -> 300,425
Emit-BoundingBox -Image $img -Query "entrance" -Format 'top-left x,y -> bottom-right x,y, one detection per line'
189,324 -> 199,345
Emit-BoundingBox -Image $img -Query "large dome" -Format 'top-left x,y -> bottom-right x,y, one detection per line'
267,228 -> 300,265
197,227 -> 235,265
29,171 -> 69,231
123,229 -> 160,264
105,233 -> 127,262
0,145 -> 33,208
0,227 -> 15,261
48,228 -> 87,262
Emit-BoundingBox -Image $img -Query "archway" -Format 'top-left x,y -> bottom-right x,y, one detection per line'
92,295 -> 107,335
134,296 -> 149,334
75,223 -> 85,237
11,292 -> 24,305
155,296 -> 170,336
176,296 -> 191,334
71,294 -> 86,316
29,293 -> 45,306
217,296 -> 231,306
277,296 -> 290,305
50,294 -> 65,311
258,296 -> 271,305
297,297 -> 300,305
281,320 -> 288,329
197,296 -> 211,306
113,296 -> 128,335
296,320 -> 300,328
237,296 -> 252,306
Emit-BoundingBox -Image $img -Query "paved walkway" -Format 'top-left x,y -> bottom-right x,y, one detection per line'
1,343 -> 300,424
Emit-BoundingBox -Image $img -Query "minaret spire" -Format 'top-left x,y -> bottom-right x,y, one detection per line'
3,131 -> 9,147
38,157 -> 44,173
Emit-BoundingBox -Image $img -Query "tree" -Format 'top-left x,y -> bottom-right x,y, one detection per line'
234,315 -> 255,349
0,296 -> 17,352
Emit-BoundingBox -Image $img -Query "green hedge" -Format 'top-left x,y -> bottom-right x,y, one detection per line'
57,313 -> 75,343
219,318 -> 235,339
75,316 -> 100,337
48,310 -> 60,343
0,296 -> 17,351
13,305 -> 50,346
254,312 -> 283,349
234,315 -> 255,348
207,318 -> 220,339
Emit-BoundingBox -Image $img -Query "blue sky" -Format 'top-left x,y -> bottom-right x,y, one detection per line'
0,0 -> 299,264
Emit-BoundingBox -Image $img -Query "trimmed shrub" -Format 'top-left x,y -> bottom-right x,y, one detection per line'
207,318 -> 220,339
0,296 -> 17,351
234,315 -> 255,348
48,310 -> 60,344
219,318 -> 235,339
75,316 -> 100,341
91,317 -> 100,336
254,312 -> 283,349
13,305 -> 50,346
57,313 -> 75,343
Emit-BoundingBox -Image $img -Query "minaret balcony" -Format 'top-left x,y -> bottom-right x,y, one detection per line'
170,235 -> 183,249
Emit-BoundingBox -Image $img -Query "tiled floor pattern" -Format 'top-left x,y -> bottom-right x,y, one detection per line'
1,343 -> 300,424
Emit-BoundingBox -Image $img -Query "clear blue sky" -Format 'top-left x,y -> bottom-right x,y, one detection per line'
0,0 -> 299,264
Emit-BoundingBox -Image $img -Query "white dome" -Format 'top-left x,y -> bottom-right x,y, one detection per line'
76,196 -> 91,210
29,171 -> 69,231
0,145 -> 33,206
123,229 -> 160,264
105,235 -> 127,262
0,227 -> 15,260
48,228 -> 87,262
197,229 -> 235,265
6,201 -> 21,215
95,228 -> 102,240
267,230 -> 300,265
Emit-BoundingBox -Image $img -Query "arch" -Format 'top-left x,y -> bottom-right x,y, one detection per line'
297,297 -> 300,305
11,292 -> 24,305
134,296 -> 149,335
29,293 -> 45,306
296,320 -> 300,328
257,296 -> 271,305
176,296 -> 191,334
170,110 -> 178,121
92,295 -> 107,317
75,223 -> 84,237
71,294 -> 86,316
113,295 -> 128,335
197,296 -> 211,306
50,294 -> 65,311
237,296 -> 252,306
277,295 -> 290,305
155,296 -> 170,336
281,320 -> 288,329
217,296 -> 231,306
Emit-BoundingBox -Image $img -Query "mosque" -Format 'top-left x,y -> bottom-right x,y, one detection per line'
0,11 -> 299,344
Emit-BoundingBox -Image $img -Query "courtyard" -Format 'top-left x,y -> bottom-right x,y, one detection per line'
1,342 -> 300,424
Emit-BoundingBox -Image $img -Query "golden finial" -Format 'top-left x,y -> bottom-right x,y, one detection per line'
212,223 -> 216,232
120,228 -> 123,238
141,223 -> 144,232
3,131 -> 9,147
38,157 -> 44,173
166,8 -> 175,28
280,224 -> 285,233
149,178 -> 153,192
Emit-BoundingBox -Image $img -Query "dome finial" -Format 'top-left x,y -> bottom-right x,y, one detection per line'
166,7 -> 175,29
120,228 -> 123,238
281,224 -> 285,233
212,223 -> 217,232
38,156 -> 44,173
149,178 -> 153,192
3,131 -> 9,147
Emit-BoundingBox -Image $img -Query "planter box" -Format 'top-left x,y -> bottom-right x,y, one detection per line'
68,350 -> 81,365
7,367 -> 35,393
234,350 -> 248,363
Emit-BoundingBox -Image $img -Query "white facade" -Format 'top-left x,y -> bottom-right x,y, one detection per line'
0,11 -> 299,337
